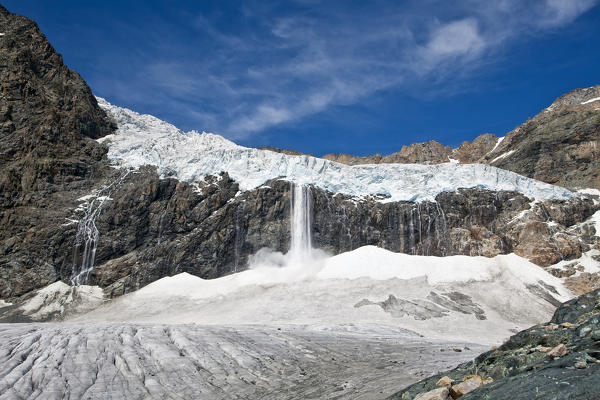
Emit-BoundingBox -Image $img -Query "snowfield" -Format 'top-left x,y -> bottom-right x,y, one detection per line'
63,246 -> 570,344
96,97 -> 573,202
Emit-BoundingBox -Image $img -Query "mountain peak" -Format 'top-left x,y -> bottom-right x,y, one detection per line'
545,84 -> 600,113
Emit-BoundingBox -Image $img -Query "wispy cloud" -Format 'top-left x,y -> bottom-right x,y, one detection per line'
95,0 -> 598,139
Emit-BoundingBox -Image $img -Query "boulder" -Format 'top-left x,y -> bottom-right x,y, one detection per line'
414,387 -> 450,400
435,376 -> 453,387
547,344 -> 568,358
449,376 -> 483,399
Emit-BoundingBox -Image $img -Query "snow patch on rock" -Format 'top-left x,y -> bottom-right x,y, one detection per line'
490,150 -> 515,164
18,281 -> 105,320
581,96 -> 600,105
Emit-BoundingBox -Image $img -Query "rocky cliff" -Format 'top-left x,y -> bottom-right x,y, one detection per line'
0,4 -> 115,297
483,86 -> 600,190
88,179 -> 597,297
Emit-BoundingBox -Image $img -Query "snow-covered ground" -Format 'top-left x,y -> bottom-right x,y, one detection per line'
62,246 -> 570,344
96,98 -> 573,202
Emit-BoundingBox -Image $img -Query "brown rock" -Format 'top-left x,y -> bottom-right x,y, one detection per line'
436,376 -> 453,387
547,344 -> 568,357
449,376 -> 483,399
565,272 -> 600,295
452,133 -> 498,163
482,377 -> 494,385
414,387 -> 450,400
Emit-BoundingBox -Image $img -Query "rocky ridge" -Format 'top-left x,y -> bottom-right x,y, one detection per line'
0,4 -> 116,297
483,86 -> 600,191
322,134 -> 499,166
387,288 -> 600,400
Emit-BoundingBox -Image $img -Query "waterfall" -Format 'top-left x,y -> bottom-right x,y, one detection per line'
290,182 -> 312,260
71,169 -> 131,286
233,200 -> 247,272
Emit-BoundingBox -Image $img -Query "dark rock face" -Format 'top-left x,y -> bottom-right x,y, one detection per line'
387,289 -> 600,400
312,188 -> 598,265
0,5 -> 115,298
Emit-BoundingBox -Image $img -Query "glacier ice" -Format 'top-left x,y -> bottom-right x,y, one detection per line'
96,97 -> 573,202
0,323 -> 485,400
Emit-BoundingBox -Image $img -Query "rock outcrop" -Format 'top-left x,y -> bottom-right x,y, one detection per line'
387,288 -> 600,400
323,140 -> 454,165
82,179 -> 598,298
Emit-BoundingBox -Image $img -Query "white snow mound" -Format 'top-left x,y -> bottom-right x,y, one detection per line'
19,281 -> 105,320
71,246 -> 572,343
320,246 -> 571,298
96,97 -> 573,202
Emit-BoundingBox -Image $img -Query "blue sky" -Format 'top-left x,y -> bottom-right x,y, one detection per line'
4,0 -> 600,155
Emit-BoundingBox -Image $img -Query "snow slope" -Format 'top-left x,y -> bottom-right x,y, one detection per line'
70,246 -> 571,343
96,98 -> 573,202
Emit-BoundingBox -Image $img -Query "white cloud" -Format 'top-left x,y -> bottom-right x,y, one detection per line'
424,19 -> 485,58
539,0 -> 597,27
108,0 -> 597,138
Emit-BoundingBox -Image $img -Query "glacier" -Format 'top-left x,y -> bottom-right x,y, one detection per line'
96,97 -> 573,202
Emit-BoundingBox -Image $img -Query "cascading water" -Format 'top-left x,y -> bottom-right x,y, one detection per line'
71,169 -> 131,285
289,182 -> 312,260
233,200 -> 247,272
